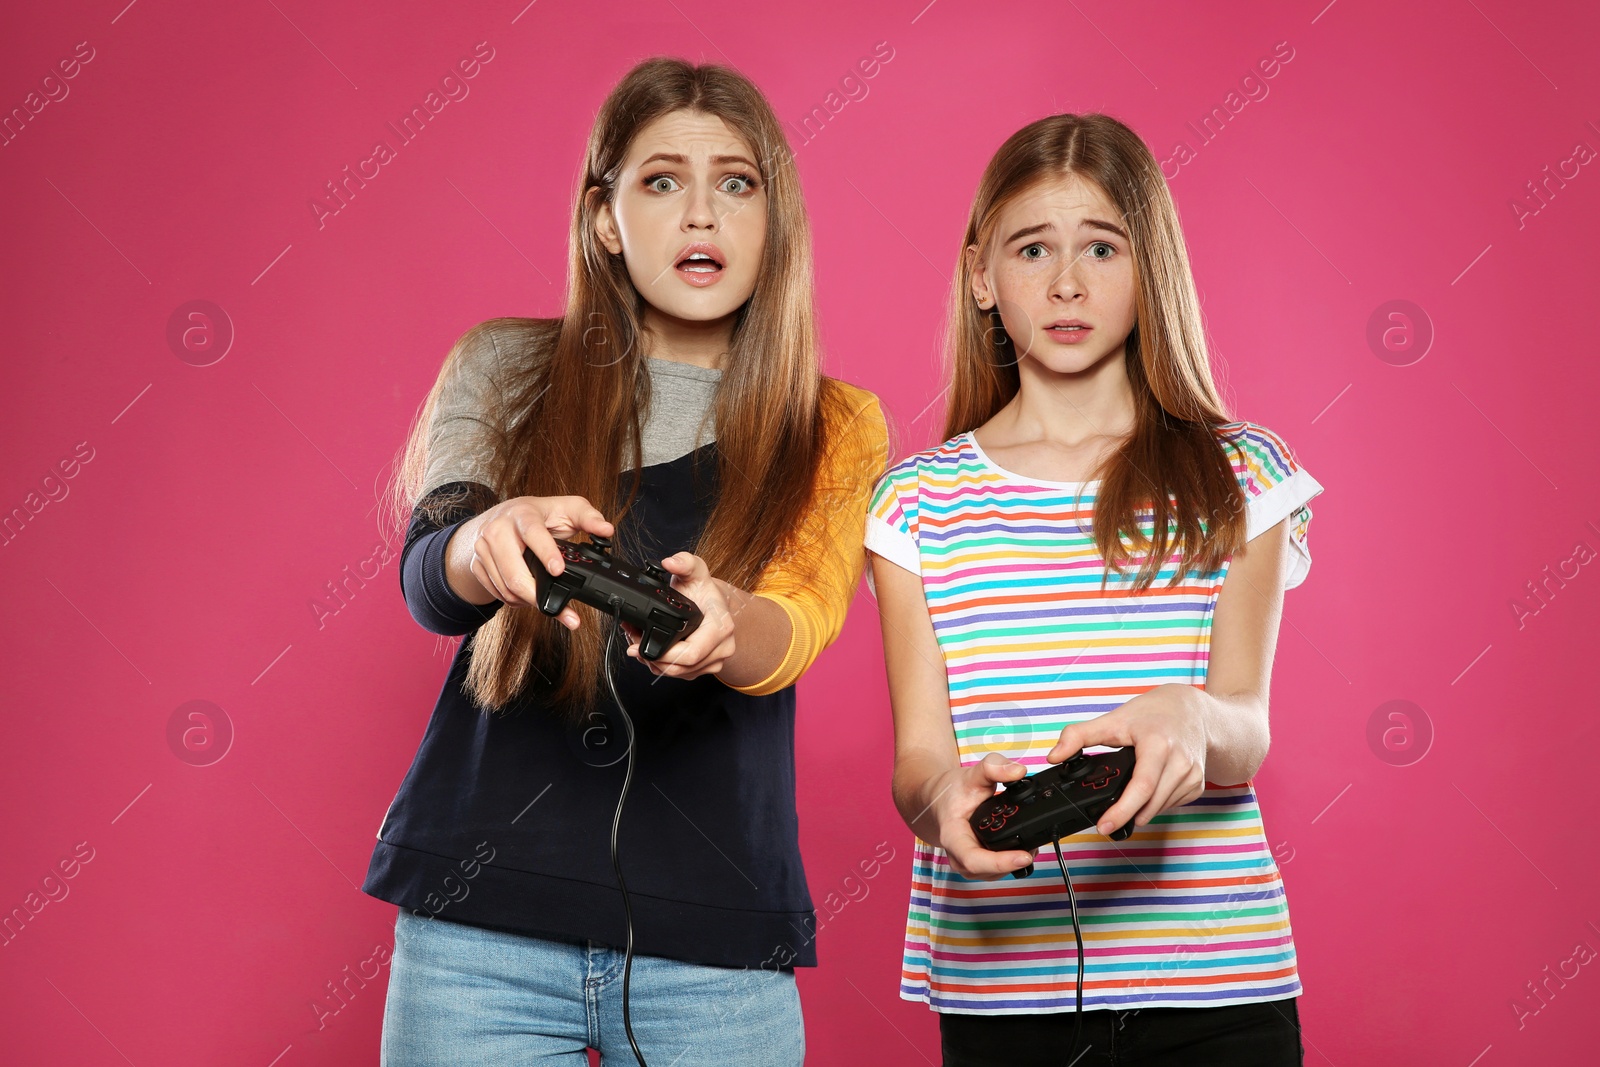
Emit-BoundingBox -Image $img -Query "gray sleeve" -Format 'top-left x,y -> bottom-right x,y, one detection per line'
419,324 -> 520,500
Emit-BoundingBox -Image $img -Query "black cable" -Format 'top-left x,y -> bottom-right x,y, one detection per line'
601,605 -> 649,1067
1052,835 -> 1086,1065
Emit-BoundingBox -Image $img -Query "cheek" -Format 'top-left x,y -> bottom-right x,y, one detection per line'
725,202 -> 767,270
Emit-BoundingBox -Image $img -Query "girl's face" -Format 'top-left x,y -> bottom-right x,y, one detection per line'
593,109 -> 768,334
967,174 -> 1137,374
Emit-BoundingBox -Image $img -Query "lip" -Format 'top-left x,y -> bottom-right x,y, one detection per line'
1043,319 -> 1093,343
673,241 -> 726,269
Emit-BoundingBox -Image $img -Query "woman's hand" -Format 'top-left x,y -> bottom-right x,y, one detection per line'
1046,683 -> 1209,837
620,552 -> 737,681
924,753 -> 1039,881
450,495 -> 614,629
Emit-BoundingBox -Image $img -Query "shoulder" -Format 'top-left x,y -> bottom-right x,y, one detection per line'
447,316 -> 559,378
1214,419 -> 1325,556
1214,418 -> 1308,498
872,431 -> 969,500
818,379 -> 891,473
820,377 -> 885,428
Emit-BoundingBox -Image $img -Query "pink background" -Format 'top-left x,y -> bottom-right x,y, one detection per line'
4,0 -> 1598,1063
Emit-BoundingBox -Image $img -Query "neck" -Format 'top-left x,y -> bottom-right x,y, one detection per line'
998,346 -> 1138,445
639,306 -> 735,371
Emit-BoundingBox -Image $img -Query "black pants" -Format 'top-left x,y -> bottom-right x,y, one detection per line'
939,996 -> 1304,1067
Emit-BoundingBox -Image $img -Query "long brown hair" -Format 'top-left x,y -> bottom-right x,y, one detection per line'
941,113 -> 1248,592
385,57 -> 849,720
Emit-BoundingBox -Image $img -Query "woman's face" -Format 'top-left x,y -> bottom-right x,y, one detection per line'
967,174 -> 1137,375
593,109 -> 768,333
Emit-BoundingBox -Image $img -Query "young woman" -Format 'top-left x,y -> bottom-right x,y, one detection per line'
866,113 -> 1323,1066
362,58 -> 888,1066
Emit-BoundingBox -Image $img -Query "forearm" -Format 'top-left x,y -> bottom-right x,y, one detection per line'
1187,684 -> 1271,786
891,750 -> 955,845
444,515 -> 497,605
713,581 -> 793,690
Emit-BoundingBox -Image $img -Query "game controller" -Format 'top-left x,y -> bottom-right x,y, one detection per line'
970,747 -> 1139,878
526,535 -> 703,661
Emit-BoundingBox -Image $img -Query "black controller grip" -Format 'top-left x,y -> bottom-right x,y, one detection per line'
968,746 -> 1140,872
525,538 -> 703,661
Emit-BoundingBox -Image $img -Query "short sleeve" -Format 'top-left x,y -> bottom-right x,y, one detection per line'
1229,422 -> 1325,590
864,462 -> 920,596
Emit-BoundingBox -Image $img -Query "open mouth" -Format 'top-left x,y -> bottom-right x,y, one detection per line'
674,244 -> 725,283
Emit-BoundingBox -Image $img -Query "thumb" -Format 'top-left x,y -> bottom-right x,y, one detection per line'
978,752 -> 1029,784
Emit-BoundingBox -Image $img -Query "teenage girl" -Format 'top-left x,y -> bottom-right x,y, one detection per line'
866,113 -> 1323,1066
363,57 -> 888,1066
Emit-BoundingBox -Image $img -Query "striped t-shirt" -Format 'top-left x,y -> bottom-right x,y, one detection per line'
863,421 -> 1325,1013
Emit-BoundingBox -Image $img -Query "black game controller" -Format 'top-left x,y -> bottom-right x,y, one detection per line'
526,535 -> 703,661
970,747 -> 1139,878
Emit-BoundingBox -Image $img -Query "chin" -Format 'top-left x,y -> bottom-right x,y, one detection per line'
654,285 -> 756,324
1022,348 -> 1102,375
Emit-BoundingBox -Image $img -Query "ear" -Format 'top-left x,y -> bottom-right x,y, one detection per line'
590,187 -> 622,255
965,244 -> 993,309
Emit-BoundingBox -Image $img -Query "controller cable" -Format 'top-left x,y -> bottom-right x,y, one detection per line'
600,598 -> 650,1067
1052,831 -> 1087,1066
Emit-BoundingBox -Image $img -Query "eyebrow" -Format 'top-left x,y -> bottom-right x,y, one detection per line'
1001,218 -> 1129,244
637,152 -> 760,171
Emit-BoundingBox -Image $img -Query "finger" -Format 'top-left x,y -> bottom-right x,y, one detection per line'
493,525 -> 545,605
1049,714 -> 1122,763
1137,764 -> 1204,827
666,635 -> 735,681
1132,758 -> 1187,828
643,628 -> 712,677
568,497 -> 615,539
943,822 -> 1034,880
517,515 -> 565,579
1097,742 -> 1167,835
976,752 -> 1030,785
471,551 -> 518,606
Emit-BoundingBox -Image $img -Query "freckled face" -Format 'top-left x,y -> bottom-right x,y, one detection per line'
969,175 -> 1137,373
594,109 -> 769,325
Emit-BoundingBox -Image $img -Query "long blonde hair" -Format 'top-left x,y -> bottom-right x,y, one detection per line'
385,57 -> 853,720
942,113 -> 1248,591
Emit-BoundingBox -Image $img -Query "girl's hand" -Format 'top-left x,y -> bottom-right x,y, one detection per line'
456,495 -> 614,629
927,753 -> 1039,880
621,552 -> 736,681
1046,683 -> 1209,838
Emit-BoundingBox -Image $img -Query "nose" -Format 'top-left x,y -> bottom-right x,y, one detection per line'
1047,260 -> 1083,301
681,179 -> 719,232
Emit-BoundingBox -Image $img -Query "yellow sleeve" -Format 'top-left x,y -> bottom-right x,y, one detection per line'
721,386 -> 891,696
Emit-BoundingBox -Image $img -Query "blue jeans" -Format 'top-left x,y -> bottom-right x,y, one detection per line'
380,909 -> 805,1065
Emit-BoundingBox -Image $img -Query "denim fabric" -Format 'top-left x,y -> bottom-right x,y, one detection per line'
380,909 -> 805,1065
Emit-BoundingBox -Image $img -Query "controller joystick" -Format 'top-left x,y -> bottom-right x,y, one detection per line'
970,747 -> 1139,879
526,537 -> 703,661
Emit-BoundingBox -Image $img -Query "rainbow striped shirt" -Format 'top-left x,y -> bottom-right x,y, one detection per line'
864,421 -> 1325,1013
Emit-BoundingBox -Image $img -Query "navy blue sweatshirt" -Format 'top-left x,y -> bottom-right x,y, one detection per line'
362,338 -> 839,971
